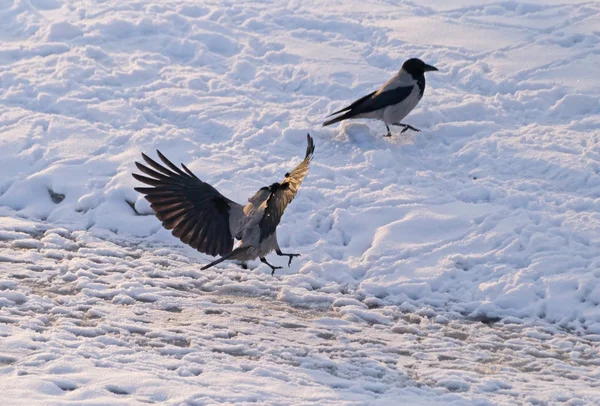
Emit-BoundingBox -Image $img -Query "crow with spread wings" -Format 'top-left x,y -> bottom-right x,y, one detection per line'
132,134 -> 315,274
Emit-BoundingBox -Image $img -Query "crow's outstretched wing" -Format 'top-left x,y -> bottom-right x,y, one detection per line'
133,151 -> 242,257
258,134 -> 315,242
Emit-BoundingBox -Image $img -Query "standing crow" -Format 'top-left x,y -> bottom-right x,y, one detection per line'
323,58 -> 438,137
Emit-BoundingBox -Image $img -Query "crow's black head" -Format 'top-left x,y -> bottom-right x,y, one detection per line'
402,58 -> 438,79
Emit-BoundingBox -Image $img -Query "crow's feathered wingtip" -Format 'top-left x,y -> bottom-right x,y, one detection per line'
134,161 -> 148,173
140,152 -> 152,163
305,133 -> 315,159
131,172 -> 161,186
153,150 -> 190,177
133,186 -> 153,194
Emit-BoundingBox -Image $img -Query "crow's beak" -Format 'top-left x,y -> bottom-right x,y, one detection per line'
424,64 -> 438,72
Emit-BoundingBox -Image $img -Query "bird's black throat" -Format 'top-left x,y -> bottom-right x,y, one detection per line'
417,75 -> 426,99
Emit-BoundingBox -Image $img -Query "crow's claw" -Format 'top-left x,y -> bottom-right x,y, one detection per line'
276,250 -> 301,267
261,257 -> 283,276
394,123 -> 421,134
287,253 -> 301,267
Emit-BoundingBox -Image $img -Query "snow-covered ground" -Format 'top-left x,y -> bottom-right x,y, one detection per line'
1,0 -> 600,404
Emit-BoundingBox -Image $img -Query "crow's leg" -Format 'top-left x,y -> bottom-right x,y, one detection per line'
260,257 -> 283,276
383,123 -> 392,137
392,123 -> 421,133
276,249 -> 300,267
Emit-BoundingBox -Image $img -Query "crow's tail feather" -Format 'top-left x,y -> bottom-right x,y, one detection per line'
323,113 -> 350,127
201,246 -> 251,270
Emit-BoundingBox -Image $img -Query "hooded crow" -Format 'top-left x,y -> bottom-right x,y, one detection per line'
132,134 -> 315,275
323,58 -> 438,137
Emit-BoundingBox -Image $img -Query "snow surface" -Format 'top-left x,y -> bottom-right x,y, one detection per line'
1,0 -> 600,404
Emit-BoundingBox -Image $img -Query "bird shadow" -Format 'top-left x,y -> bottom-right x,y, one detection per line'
332,122 -> 418,148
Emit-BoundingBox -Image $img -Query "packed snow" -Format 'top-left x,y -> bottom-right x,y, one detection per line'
1,0 -> 600,404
